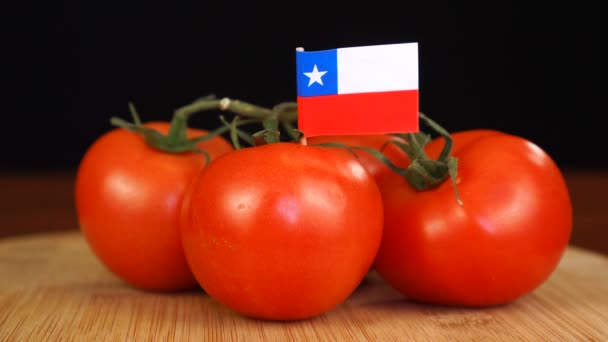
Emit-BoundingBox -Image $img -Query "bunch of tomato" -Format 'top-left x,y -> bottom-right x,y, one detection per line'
75,96 -> 572,321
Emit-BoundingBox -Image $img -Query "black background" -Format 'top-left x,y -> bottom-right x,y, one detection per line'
4,2 -> 605,170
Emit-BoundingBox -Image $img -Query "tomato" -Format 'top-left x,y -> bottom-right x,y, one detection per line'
373,129 -> 573,306
180,142 -> 384,320
75,122 -> 234,291
308,134 -> 410,186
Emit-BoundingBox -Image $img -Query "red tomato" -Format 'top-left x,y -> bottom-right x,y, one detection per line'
75,122 -> 234,291
308,134 -> 410,186
180,142 -> 384,320
373,129 -> 573,306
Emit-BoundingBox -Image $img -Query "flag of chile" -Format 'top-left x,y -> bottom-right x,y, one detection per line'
296,42 -> 419,137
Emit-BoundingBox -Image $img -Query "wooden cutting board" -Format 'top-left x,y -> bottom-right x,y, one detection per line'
1,231 -> 607,341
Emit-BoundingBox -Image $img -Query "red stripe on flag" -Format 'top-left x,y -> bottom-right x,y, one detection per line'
297,90 -> 419,137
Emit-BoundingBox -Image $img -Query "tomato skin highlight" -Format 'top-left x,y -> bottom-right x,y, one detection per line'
181,142 -> 384,320
374,130 -> 573,306
75,122 -> 234,291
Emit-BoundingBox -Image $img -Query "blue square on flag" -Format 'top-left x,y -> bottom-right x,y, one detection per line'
296,49 -> 337,97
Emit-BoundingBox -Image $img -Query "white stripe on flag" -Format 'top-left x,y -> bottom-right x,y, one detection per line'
336,43 -> 418,94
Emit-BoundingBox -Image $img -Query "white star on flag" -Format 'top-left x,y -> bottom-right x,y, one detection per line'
303,64 -> 327,87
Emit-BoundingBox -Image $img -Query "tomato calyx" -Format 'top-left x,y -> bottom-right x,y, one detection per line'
315,113 -> 463,205
109,95 -> 298,159
110,100 -> 228,164
389,113 -> 462,205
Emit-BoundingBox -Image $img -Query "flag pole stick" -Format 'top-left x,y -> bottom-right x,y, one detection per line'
296,46 -> 306,144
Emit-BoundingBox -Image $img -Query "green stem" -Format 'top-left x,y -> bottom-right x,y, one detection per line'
111,98 -> 255,159
167,97 -> 300,147
419,112 -> 453,162
167,99 -> 223,147
281,121 -> 300,141
218,98 -> 274,118
316,112 -> 463,205
128,102 -> 142,126
114,97 -> 300,161
273,102 -> 298,123
218,115 -> 256,149
219,115 -> 241,149
189,117 -> 258,144
234,128 -> 255,146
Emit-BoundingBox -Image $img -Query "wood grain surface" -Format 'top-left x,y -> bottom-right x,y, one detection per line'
1,231 -> 607,341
